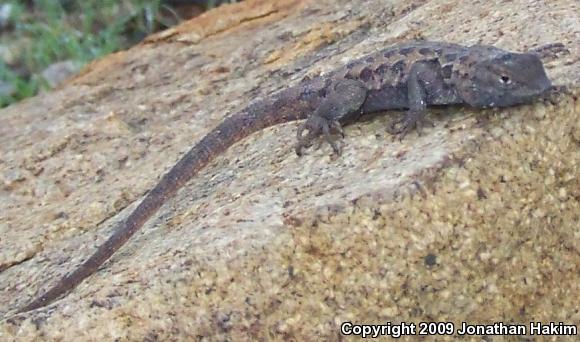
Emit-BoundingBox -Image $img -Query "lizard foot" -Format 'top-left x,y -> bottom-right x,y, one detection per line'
388,111 -> 434,141
295,115 -> 344,156
540,85 -> 570,105
528,42 -> 569,61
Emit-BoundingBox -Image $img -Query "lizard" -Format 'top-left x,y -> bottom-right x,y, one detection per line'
17,40 -> 555,313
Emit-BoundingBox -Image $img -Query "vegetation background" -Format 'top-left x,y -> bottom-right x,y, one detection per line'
0,0 -> 239,107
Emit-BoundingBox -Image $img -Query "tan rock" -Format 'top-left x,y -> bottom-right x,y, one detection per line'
0,0 -> 578,340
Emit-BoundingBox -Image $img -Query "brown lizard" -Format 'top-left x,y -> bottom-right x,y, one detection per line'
18,40 -> 556,313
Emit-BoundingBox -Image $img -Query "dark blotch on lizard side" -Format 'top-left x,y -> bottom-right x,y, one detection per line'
418,47 -> 432,55
383,50 -> 396,58
344,72 -> 356,80
374,63 -> 390,74
441,64 -> 453,79
359,67 -> 373,82
444,53 -> 457,62
399,47 -> 415,55
391,60 -> 405,74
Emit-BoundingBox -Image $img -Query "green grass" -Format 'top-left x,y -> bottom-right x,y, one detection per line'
0,0 -> 238,107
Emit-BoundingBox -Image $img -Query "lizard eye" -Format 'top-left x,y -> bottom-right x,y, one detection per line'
499,75 -> 511,85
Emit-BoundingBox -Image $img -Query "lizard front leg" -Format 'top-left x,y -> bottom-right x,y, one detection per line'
390,59 -> 457,139
528,42 -> 569,61
295,79 -> 367,155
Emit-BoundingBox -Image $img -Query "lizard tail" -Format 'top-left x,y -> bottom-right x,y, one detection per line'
18,91 -> 310,313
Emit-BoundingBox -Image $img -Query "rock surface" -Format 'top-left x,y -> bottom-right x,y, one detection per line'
0,0 -> 578,340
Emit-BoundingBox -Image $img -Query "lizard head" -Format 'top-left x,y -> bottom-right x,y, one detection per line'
456,52 -> 552,108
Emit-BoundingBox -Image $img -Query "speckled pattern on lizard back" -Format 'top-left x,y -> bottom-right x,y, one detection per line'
16,40 -> 556,314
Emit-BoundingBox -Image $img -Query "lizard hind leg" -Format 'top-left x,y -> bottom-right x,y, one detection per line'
295,79 -> 367,156
295,115 -> 342,155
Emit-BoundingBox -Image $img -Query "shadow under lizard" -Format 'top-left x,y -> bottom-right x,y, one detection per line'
18,40 -> 557,313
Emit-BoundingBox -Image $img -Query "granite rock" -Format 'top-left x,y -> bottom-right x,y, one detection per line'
0,0 -> 578,340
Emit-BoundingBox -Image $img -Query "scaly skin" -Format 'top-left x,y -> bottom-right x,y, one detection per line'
18,40 -> 555,313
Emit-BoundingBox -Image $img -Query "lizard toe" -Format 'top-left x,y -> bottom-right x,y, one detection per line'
296,115 -> 345,155
388,111 -> 433,141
